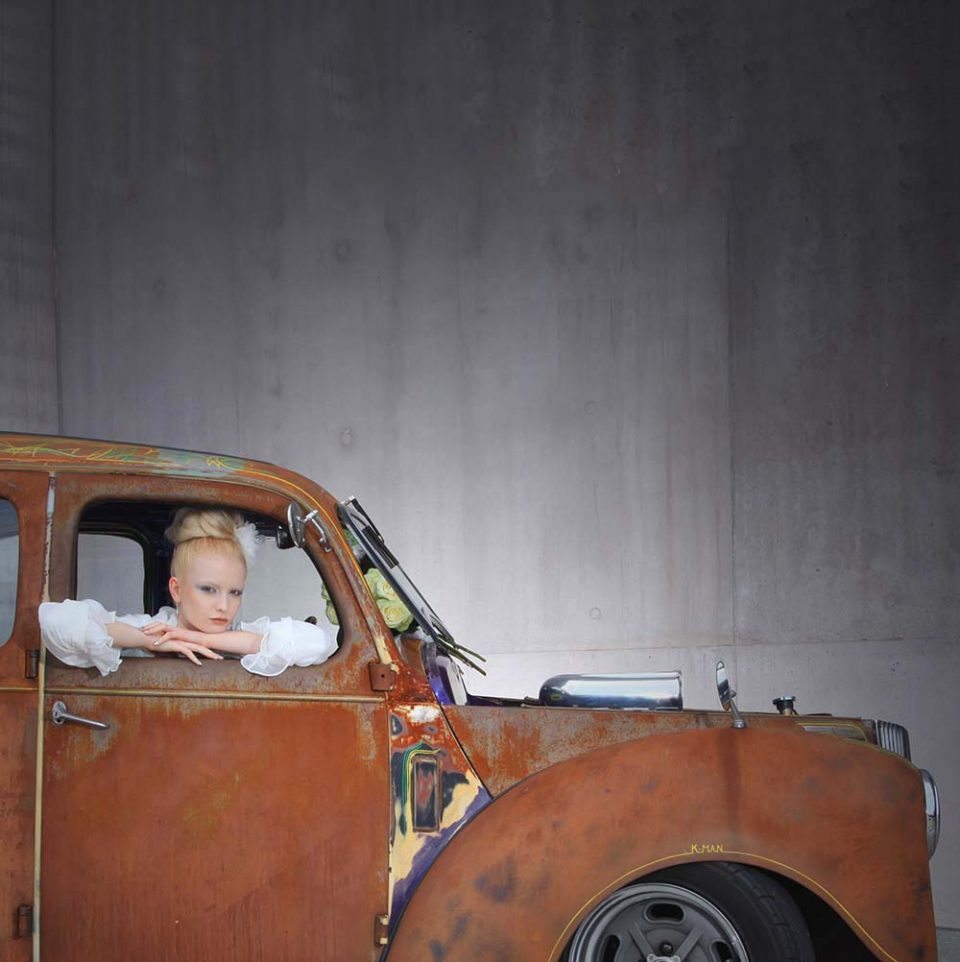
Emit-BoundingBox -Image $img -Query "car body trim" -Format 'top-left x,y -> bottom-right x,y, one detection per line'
43,686 -> 384,703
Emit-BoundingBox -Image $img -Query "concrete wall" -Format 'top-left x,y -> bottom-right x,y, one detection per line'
4,0 -> 956,929
0,0 -> 57,431
726,1 -> 960,928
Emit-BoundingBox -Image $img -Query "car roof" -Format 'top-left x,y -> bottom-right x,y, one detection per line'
0,432 -> 257,479
0,432 -> 335,507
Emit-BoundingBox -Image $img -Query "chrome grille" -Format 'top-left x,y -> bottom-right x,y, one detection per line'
876,720 -> 911,760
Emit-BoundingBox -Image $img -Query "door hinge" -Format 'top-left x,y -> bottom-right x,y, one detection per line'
368,662 -> 396,691
374,913 -> 389,947
24,649 -> 39,680
15,903 -> 32,939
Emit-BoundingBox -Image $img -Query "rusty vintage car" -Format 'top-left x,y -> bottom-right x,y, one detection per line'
0,433 -> 941,961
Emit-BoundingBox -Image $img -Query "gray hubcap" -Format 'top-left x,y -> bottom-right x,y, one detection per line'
567,882 -> 749,962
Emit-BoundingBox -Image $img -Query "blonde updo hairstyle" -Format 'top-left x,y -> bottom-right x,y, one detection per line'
166,507 -> 248,580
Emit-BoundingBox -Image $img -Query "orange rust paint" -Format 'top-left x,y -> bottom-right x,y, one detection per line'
0,692 -> 37,962
41,694 -> 390,962
385,727 -> 936,962
442,702 -> 869,796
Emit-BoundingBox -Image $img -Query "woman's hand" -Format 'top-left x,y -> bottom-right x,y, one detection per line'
141,624 -> 224,665
141,622 -> 262,657
142,623 -> 209,646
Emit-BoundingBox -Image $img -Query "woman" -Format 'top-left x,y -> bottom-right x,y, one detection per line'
40,507 -> 338,677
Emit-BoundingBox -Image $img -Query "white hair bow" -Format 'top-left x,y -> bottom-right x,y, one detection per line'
234,521 -> 260,567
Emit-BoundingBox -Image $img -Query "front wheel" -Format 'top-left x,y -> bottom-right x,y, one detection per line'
564,862 -> 814,962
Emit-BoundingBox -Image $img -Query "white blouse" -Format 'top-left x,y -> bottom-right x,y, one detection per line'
39,599 -> 339,678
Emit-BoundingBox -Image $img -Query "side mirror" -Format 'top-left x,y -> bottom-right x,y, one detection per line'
716,660 -> 747,730
285,502 -> 331,552
286,502 -> 306,548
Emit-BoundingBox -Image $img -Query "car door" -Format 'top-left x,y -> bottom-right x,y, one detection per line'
0,471 -> 48,960
39,472 -> 389,962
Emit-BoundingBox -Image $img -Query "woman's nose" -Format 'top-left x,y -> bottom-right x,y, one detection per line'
215,594 -> 228,610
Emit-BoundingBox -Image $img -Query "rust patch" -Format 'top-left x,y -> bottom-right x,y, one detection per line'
0,693 -> 36,921
179,771 -> 242,835
473,855 -> 518,903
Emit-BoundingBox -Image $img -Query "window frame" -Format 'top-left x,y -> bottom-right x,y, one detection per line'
77,524 -> 154,614
0,471 -> 49,682
46,472 -> 377,695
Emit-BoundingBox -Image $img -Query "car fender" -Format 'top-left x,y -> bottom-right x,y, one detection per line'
385,725 -> 935,962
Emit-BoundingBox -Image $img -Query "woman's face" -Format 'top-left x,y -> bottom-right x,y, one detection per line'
169,549 -> 246,633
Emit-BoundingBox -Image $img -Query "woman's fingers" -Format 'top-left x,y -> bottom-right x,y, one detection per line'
187,642 -> 224,661
152,628 -> 200,646
152,630 -> 175,646
151,627 -> 190,647
148,636 -> 224,662
177,641 -> 223,661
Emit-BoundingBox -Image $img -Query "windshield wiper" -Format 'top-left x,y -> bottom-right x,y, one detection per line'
337,498 -> 486,673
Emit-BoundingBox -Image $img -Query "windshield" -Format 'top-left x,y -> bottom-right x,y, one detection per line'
336,498 -> 485,673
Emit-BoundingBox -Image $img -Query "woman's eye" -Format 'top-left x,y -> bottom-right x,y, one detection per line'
200,585 -> 215,593
230,589 -> 243,598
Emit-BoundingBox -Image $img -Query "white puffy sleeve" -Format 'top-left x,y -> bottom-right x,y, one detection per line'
40,599 -> 122,676
239,617 -> 339,677
38,602 -> 176,675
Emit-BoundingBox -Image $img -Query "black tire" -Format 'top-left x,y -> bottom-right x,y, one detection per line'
564,861 -> 814,962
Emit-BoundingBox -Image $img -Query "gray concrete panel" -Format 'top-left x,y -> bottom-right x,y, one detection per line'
53,0 -> 734,654
941,928 -> 960,962
52,0 -> 959,926
730,1 -> 960,647
0,0 -> 57,431
725,2 -> 960,925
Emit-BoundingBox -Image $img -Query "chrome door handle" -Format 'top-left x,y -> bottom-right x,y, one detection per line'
51,701 -> 110,731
